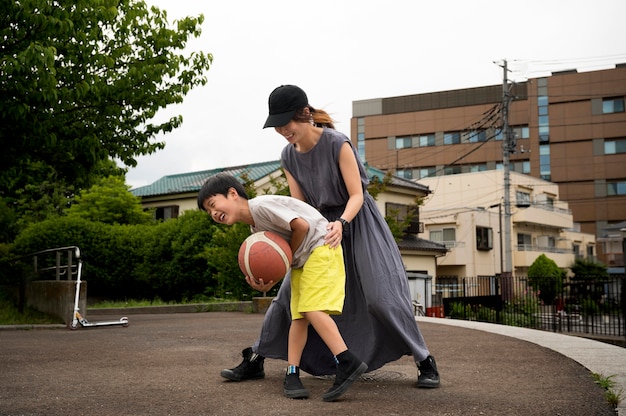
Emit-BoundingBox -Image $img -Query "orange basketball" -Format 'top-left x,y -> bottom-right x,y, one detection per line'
238,231 -> 293,283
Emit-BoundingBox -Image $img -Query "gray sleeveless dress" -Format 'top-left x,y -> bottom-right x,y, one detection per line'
253,128 -> 431,375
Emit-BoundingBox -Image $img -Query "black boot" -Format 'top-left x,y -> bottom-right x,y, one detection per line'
283,366 -> 309,399
416,355 -> 440,388
322,350 -> 367,402
220,347 -> 265,381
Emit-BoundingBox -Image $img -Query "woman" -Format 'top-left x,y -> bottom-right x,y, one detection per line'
220,85 -> 439,388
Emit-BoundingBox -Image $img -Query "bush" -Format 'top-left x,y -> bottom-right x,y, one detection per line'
527,254 -> 565,305
136,210 -> 231,302
9,211 -> 260,302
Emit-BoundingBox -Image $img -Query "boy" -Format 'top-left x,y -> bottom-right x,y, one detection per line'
197,173 -> 367,401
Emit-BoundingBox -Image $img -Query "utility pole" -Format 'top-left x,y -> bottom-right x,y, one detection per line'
500,59 -> 514,298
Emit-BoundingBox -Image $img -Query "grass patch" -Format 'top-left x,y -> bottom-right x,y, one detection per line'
0,290 -> 246,325
89,296 -> 242,309
0,292 -> 64,325
591,372 -> 623,409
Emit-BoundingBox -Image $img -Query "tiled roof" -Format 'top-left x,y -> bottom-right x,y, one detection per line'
398,234 -> 448,254
365,163 -> 430,194
130,160 -> 282,197
131,160 -> 430,197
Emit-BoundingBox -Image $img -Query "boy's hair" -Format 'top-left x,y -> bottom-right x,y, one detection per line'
197,173 -> 249,211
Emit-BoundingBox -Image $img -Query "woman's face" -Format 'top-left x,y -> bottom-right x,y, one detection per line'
274,119 -> 308,145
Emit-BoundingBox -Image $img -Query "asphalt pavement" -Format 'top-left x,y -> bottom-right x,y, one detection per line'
0,311 -> 623,416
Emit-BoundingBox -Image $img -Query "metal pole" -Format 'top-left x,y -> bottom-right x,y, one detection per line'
502,60 -> 513,276
498,59 -> 514,303
499,203 -> 504,274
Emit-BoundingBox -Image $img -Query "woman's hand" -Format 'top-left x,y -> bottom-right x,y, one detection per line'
245,275 -> 276,292
325,221 -> 343,249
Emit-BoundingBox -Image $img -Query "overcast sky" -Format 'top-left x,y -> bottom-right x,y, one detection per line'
125,0 -> 626,189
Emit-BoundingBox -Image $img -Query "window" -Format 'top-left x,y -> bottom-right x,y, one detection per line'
516,191 -> 531,207
468,130 -> 487,143
607,180 -> 626,196
470,164 -> 487,172
512,125 -> 530,139
395,136 -> 412,149
418,167 -> 436,179
443,166 -> 462,175
517,233 -> 532,250
538,93 -> 549,142
396,169 -> 412,179
498,126 -> 529,141
512,161 -> 531,174
539,144 -> 551,181
385,203 -> 421,234
537,235 -> 556,249
155,205 -> 179,220
444,132 -> 461,145
357,124 -> 365,162
602,97 -> 625,114
539,126 -> 550,142
430,228 -> 456,247
419,134 -> 436,147
605,138 -> 626,154
476,227 -> 493,250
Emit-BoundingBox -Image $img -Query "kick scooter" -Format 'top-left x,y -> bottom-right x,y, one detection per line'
70,260 -> 129,330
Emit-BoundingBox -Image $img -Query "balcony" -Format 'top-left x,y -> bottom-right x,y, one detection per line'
512,204 -> 572,229
514,245 -> 575,268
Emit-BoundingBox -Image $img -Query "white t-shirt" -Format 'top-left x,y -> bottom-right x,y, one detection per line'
248,195 -> 329,269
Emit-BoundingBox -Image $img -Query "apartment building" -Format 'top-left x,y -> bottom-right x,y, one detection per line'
352,65 -> 626,269
417,170 -> 596,277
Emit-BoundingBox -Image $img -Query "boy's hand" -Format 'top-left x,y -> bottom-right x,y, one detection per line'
245,275 -> 276,292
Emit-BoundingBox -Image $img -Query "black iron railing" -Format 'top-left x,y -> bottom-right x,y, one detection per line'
435,274 -> 625,341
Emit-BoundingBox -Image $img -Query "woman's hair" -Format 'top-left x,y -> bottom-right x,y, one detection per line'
293,106 -> 335,129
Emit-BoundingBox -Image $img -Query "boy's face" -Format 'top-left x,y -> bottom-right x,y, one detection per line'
202,188 -> 238,225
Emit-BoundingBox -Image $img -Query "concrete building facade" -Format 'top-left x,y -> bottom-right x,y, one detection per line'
351,65 -> 626,270
417,170 -> 596,277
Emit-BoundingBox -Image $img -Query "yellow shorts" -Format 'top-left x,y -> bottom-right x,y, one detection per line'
290,245 -> 346,320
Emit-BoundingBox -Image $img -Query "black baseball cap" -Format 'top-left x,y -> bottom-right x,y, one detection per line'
263,85 -> 308,128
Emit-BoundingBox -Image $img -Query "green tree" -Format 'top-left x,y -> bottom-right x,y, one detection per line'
66,175 -> 153,225
527,253 -> 565,304
570,258 -> 609,281
1,0 -> 212,222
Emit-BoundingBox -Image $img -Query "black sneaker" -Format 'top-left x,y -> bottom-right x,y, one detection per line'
322,350 -> 367,402
220,347 -> 265,382
284,368 -> 309,399
416,355 -> 440,388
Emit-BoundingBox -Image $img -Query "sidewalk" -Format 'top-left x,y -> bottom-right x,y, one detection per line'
0,312 -> 622,415
417,316 -> 626,416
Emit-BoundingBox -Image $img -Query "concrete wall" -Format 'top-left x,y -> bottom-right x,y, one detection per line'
26,280 -> 86,326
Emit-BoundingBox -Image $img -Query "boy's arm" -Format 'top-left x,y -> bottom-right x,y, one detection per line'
289,217 -> 309,254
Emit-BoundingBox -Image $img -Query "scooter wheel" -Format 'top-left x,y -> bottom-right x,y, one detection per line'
69,322 -> 79,330
121,317 -> 129,327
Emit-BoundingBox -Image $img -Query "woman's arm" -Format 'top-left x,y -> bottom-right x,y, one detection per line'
326,143 -> 364,248
284,169 -> 305,201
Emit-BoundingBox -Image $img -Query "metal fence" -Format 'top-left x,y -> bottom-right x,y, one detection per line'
435,274 -> 626,342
